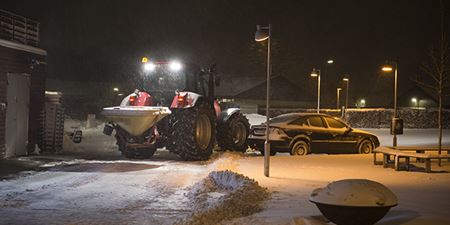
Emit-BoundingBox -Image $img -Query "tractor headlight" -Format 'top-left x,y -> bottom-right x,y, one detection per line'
143,62 -> 156,72
169,61 -> 182,71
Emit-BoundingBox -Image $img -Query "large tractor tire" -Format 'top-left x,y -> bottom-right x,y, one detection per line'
169,104 -> 216,161
217,112 -> 250,152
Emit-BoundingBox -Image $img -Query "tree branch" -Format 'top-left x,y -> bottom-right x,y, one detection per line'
413,79 -> 439,93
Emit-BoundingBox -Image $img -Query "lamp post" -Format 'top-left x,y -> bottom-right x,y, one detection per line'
382,61 -> 398,146
342,77 -> 349,110
322,59 -> 334,104
336,88 -> 342,109
255,24 -> 271,177
311,68 -> 321,113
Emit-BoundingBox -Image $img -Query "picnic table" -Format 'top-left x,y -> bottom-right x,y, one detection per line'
373,146 -> 450,173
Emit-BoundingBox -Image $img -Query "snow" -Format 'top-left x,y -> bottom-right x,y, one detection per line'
222,154 -> 450,225
245,113 -> 267,126
1,116 -> 449,224
179,170 -> 269,225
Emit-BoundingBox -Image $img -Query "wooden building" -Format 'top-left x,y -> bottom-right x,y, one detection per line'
0,9 -> 47,157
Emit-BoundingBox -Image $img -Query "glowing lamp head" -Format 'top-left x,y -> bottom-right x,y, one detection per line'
382,66 -> 393,72
142,57 -> 148,63
169,61 -> 183,71
143,62 -> 156,71
311,68 -> 320,77
360,99 -> 366,104
113,87 -> 119,92
255,25 -> 269,42
411,98 -> 417,103
327,59 -> 334,64
343,78 -> 349,82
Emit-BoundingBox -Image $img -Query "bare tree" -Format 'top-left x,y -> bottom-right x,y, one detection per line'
415,0 -> 450,165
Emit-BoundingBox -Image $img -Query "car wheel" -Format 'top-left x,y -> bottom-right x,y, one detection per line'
290,140 -> 309,156
358,139 -> 374,154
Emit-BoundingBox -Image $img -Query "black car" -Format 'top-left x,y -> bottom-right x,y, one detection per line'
248,113 -> 380,156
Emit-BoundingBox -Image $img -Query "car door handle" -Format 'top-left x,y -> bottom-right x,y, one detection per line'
306,131 -> 312,135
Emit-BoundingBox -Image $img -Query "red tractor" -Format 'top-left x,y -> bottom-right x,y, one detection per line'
102,60 -> 249,160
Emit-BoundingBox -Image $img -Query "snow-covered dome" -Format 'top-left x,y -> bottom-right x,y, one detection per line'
309,179 -> 398,207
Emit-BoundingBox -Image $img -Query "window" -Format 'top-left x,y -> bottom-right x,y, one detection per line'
269,114 -> 300,124
325,117 -> 347,129
291,117 -> 309,127
307,116 -> 325,128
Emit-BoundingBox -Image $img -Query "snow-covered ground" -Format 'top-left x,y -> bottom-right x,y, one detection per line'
0,117 -> 449,224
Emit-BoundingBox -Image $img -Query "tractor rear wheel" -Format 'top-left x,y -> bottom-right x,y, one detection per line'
169,104 -> 215,160
217,113 -> 250,152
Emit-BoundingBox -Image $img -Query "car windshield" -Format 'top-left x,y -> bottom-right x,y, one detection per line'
269,114 -> 300,124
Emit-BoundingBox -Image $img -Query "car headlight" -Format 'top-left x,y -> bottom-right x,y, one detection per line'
269,127 -> 286,136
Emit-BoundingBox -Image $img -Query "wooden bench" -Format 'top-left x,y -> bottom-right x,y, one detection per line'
373,146 -> 450,173
383,146 -> 450,163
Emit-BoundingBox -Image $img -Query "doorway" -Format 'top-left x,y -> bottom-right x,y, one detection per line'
5,73 -> 30,157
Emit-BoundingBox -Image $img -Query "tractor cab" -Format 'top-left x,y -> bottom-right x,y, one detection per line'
141,61 -> 217,107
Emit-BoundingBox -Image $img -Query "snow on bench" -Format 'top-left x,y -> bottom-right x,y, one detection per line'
373,146 -> 450,173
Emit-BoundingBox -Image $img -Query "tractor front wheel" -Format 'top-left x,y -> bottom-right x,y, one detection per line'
169,104 -> 215,160
217,113 -> 250,152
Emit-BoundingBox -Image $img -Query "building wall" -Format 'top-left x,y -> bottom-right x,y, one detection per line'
0,44 -> 46,157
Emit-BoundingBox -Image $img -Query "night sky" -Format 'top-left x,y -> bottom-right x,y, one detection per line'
2,0 -> 448,106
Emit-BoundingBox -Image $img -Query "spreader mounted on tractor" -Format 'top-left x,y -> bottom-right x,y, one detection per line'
102,60 -> 250,160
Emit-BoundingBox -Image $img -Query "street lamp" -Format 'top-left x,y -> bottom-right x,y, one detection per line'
336,88 -> 342,109
255,24 -> 271,177
342,77 -> 350,110
411,97 -> 419,109
381,61 -> 399,146
360,99 -> 366,108
311,68 -> 321,113
113,87 -> 119,92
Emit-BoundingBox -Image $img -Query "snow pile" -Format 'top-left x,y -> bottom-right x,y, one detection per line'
209,152 -> 243,172
178,170 -> 270,225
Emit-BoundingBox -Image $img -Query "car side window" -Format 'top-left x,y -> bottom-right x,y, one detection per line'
307,116 -> 325,128
291,117 -> 309,127
325,117 -> 347,129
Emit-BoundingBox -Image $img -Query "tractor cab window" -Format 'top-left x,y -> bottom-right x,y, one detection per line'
143,63 -> 191,106
197,75 -> 209,97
